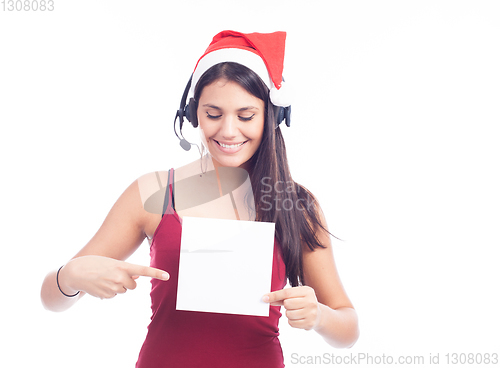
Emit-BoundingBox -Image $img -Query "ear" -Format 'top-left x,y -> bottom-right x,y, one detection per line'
187,98 -> 199,128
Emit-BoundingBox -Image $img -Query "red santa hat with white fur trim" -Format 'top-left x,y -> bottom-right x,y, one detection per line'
189,30 -> 292,108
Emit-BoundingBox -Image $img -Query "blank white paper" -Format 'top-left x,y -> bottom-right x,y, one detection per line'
176,216 -> 276,316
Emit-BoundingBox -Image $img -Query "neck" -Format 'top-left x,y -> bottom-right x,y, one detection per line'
208,156 -> 254,176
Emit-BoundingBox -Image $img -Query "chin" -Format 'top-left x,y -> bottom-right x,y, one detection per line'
207,139 -> 256,169
211,155 -> 250,169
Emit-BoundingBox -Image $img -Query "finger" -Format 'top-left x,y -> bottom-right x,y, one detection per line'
288,318 -> 309,329
285,308 -> 306,321
109,282 -> 128,295
102,289 -> 118,299
290,317 -> 316,331
115,286 -> 127,294
282,297 -> 306,310
125,263 -> 169,280
263,288 -> 296,305
122,277 -> 138,291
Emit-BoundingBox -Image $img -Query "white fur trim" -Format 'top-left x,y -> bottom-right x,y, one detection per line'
189,48 -> 272,97
269,81 -> 292,107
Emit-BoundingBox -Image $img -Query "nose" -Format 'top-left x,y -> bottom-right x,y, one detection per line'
220,115 -> 238,139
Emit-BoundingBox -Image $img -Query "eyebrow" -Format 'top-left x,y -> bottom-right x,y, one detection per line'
202,104 -> 259,112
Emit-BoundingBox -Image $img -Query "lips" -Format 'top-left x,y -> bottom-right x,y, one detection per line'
213,139 -> 248,153
215,140 -> 246,148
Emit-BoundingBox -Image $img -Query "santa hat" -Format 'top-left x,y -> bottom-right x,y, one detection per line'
189,30 -> 291,107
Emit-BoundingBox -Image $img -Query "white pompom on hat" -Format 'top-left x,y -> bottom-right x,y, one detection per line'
189,30 -> 291,108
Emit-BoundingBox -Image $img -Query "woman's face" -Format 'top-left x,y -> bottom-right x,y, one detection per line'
197,79 -> 265,169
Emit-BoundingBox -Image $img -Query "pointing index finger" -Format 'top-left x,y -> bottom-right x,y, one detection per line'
125,263 -> 169,281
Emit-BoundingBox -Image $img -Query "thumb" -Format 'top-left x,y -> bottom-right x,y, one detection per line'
124,263 -> 170,281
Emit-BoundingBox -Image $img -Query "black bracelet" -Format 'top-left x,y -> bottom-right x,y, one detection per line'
56,265 -> 80,297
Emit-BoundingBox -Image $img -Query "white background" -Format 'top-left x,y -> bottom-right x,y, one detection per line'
1,1 -> 499,367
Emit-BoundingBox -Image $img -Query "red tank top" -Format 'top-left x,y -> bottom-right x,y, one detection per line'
135,169 -> 287,368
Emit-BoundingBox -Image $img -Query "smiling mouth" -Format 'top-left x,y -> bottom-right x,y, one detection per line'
214,140 -> 247,149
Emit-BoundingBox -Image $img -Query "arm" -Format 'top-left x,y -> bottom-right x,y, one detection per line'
40,178 -> 169,312
264,205 -> 359,348
301,226 -> 359,348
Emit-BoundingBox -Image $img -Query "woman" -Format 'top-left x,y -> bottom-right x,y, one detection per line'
41,30 -> 359,367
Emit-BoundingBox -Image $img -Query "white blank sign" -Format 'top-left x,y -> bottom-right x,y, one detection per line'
176,216 -> 276,316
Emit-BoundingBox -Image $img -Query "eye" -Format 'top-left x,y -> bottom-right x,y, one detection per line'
206,112 -> 222,120
239,114 -> 255,122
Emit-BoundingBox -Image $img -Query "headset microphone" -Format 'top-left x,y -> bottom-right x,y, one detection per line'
174,76 -> 195,151
179,138 -> 192,151
174,109 -> 193,151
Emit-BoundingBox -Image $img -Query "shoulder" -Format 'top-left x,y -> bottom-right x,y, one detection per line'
102,171 -> 170,221
103,170 -> 170,226
137,171 -> 170,215
137,171 -> 169,197
70,172 -> 171,259
135,159 -> 209,214
293,182 -> 332,250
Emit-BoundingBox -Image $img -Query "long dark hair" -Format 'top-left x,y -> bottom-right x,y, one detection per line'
193,62 -> 329,287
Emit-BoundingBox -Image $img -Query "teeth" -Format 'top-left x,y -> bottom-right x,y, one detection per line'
218,141 -> 244,148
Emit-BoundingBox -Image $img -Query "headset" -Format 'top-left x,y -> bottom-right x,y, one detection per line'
174,75 -> 291,151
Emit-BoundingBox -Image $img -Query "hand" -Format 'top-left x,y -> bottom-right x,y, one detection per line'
59,255 -> 169,299
263,286 -> 321,330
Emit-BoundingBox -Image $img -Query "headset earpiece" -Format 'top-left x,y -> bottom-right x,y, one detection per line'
283,105 -> 291,127
274,105 -> 291,128
185,98 -> 199,127
274,106 -> 284,128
